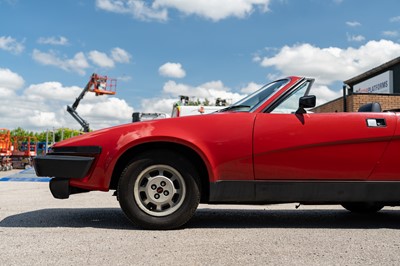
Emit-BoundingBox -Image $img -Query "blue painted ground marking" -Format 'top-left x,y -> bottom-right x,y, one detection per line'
0,177 -> 50,182
0,168 -> 50,182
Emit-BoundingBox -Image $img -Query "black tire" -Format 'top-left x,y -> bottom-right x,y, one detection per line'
342,203 -> 384,213
117,150 -> 201,230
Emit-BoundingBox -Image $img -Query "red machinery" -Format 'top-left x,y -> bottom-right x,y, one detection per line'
0,128 -> 12,171
67,73 -> 117,132
11,136 -> 38,169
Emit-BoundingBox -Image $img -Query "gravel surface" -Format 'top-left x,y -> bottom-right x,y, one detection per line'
1,182 -> 400,265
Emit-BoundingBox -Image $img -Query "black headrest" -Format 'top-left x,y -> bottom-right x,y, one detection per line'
358,102 -> 382,112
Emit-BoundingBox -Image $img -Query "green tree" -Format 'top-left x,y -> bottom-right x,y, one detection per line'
9,127 -> 83,142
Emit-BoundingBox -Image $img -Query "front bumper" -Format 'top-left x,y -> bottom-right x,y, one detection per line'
34,155 -> 95,179
33,146 -> 102,199
33,145 -> 101,179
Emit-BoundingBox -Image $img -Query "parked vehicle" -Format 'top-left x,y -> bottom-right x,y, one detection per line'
132,97 -> 228,122
171,96 -> 228,117
37,141 -> 52,156
34,76 -> 400,229
132,112 -> 169,122
11,157 -> 32,169
11,136 -> 37,169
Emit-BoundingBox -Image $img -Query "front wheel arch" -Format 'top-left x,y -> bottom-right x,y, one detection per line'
110,142 -> 210,202
117,149 -> 201,229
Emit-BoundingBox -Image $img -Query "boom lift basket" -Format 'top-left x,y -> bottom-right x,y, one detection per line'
89,74 -> 117,96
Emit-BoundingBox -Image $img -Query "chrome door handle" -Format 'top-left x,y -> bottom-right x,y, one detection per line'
366,118 -> 386,127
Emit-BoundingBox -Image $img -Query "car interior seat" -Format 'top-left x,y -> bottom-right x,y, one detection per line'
358,102 -> 382,112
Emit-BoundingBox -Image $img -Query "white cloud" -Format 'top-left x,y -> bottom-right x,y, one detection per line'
153,0 -> 271,21
0,102 -> 47,131
117,75 -> 133,82
162,80 -> 191,95
390,16 -> 400,22
258,40 -> 400,86
309,85 -> 342,106
140,98 -> 177,114
88,50 -> 115,68
37,36 -> 69,45
0,88 -> 15,98
240,82 -> 263,94
32,47 -> 130,74
347,33 -> 365,42
162,80 -> 236,98
95,0 -> 168,21
32,49 -> 90,75
23,82 -> 82,103
0,36 -> 24,54
159,62 -> 186,78
27,111 -> 62,128
78,97 -> 134,120
383,31 -> 399,37
346,21 -> 361,27
0,68 -> 24,90
96,0 -> 271,22
111,47 -> 132,63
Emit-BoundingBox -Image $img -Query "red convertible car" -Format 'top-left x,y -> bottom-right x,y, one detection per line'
34,76 -> 400,229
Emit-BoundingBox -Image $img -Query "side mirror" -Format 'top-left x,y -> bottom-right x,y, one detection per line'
299,95 -> 316,108
296,95 -> 316,114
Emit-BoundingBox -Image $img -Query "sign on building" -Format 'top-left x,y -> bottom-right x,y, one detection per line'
354,70 -> 393,94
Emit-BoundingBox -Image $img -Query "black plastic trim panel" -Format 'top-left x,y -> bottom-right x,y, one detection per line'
34,155 -> 94,178
209,181 -> 400,204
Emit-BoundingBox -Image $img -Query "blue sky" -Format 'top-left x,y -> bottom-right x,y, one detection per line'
1,0 -> 400,131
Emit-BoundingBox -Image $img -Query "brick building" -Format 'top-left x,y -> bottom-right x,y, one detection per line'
312,56 -> 400,113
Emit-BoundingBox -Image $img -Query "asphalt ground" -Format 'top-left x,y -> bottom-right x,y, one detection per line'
1,170 -> 400,265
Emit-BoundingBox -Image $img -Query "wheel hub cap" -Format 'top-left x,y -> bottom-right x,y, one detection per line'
147,176 -> 174,203
134,165 -> 186,217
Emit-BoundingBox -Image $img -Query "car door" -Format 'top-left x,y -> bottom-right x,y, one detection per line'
253,112 -> 396,180
252,78 -> 396,181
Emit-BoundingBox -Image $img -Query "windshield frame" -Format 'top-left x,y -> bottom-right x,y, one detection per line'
218,78 -> 291,113
263,78 -> 314,113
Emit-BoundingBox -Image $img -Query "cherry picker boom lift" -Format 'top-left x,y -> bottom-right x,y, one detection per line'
67,73 -> 117,132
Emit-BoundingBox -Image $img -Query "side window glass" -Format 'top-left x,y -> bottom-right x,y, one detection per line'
271,82 -> 310,114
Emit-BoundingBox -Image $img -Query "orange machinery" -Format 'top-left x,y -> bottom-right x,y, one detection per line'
0,128 -> 12,171
11,136 -> 38,169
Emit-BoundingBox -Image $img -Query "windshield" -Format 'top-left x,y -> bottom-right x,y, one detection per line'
218,79 -> 289,112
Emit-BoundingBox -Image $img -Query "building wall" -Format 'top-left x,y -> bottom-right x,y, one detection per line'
312,98 -> 345,113
312,94 -> 400,113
